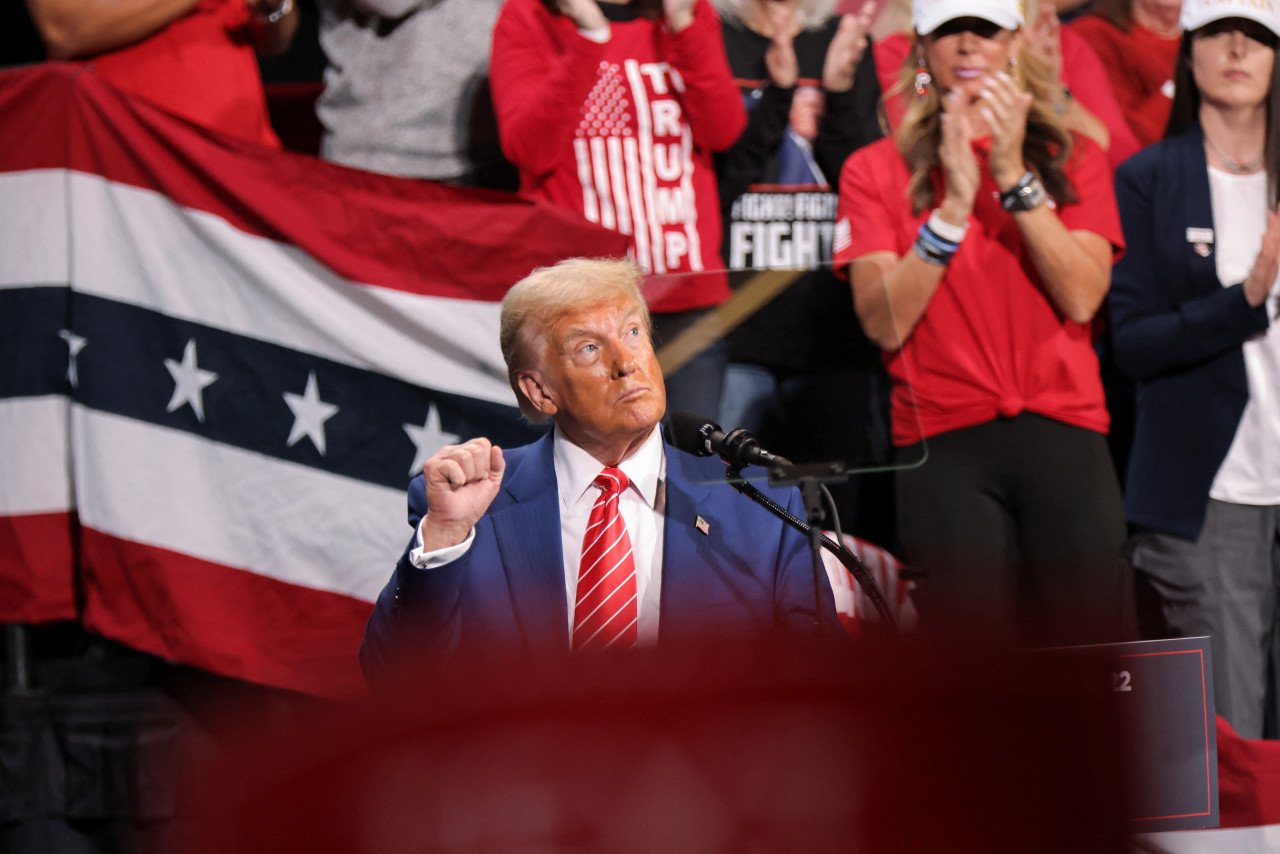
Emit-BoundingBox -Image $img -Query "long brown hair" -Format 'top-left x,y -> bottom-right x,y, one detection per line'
892,33 -> 1079,215
1165,30 -> 1280,207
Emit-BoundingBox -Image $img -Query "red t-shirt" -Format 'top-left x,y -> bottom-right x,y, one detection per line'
79,0 -> 280,147
834,135 -> 1123,446
490,0 -> 746,312
1069,16 -> 1180,148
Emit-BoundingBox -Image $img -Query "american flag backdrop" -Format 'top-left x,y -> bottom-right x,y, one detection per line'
0,64 -> 628,697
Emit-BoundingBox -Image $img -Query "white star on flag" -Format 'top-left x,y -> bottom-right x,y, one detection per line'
284,371 -> 339,456
164,338 -> 218,422
403,404 -> 461,476
59,329 -> 87,388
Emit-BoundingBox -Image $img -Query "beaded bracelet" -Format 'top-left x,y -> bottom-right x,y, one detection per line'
927,209 -> 968,243
912,213 -> 965,266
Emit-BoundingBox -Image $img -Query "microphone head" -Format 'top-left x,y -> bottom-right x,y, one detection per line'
667,411 -> 721,457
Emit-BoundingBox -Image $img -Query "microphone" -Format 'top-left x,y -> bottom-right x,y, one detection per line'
668,412 -> 791,470
669,412 -> 897,628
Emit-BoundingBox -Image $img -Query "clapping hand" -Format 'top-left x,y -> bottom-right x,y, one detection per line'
665,0 -> 696,31
938,87 -> 980,223
765,2 -> 799,88
823,0 -> 875,93
1244,208 -> 1280,309
977,71 -> 1033,192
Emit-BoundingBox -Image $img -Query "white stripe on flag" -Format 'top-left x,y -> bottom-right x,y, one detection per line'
53,171 -> 513,407
70,405 -> 404,601
0,396 -> 73,515
0,170 -> 70,287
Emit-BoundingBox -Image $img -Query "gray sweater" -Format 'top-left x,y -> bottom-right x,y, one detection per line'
316,0 -> 505,181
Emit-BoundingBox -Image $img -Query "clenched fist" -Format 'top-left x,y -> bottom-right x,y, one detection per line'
420,438 -> 506,551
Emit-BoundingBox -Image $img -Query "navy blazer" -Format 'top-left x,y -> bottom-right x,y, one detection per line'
360,431 -> 839,679
1109,125 -> 1270,541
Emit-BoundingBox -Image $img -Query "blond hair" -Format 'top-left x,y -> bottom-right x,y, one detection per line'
500,257 -> 651,423
893,34 -> 1078,215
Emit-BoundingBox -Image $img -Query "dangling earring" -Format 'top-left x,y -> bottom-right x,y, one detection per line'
914,60 -> 932,99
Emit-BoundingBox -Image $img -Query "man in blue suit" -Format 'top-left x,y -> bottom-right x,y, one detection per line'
361,258 -> 838,679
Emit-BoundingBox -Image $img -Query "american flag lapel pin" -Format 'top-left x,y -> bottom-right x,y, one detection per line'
695,515 -> 710,536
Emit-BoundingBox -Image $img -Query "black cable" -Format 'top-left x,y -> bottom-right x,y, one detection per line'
819,482 -> 844,543
726,468 -> 898,630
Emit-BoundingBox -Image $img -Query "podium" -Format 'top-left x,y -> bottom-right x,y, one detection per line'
1107,636 -> 1219,831
171,639 -> 1137,854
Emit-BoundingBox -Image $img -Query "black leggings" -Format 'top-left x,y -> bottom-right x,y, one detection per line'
896,414 -> 1130,644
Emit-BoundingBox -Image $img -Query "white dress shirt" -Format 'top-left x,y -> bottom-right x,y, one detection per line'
408,426 -> 666,646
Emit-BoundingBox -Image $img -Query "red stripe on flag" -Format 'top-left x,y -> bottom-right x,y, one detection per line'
0,65 -> 78,173
0,512 -> 79,623
0,64 -> 631,302
78,527 -> 372,699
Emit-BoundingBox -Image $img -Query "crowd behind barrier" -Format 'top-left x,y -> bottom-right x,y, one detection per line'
3,0 -> 1280,849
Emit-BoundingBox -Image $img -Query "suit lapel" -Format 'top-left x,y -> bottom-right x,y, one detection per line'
1174,127 -> 1252,397
491,433 -> 568,651
658,442 -> 720,642
1176,127 -> 1219,296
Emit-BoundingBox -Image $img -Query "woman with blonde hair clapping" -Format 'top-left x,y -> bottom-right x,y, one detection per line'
834,0 -> 1130,643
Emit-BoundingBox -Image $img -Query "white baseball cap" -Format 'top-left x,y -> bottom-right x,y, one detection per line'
912,0 -> 1024,35
1180,0 -> 1280,36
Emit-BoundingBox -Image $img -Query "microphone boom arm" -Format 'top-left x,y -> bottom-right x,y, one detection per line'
725,465 -> 899,631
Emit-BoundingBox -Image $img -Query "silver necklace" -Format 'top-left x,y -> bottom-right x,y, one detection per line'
1204,134 -> 1264,174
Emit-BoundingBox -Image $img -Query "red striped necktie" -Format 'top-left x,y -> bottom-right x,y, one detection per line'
572,467 -> 638,651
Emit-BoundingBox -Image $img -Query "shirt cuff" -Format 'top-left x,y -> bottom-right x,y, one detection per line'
407,519 -> 475,569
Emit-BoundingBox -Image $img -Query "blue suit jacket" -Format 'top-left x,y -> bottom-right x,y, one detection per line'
1109,126 -> 1270,540
360,431 -> 839,679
